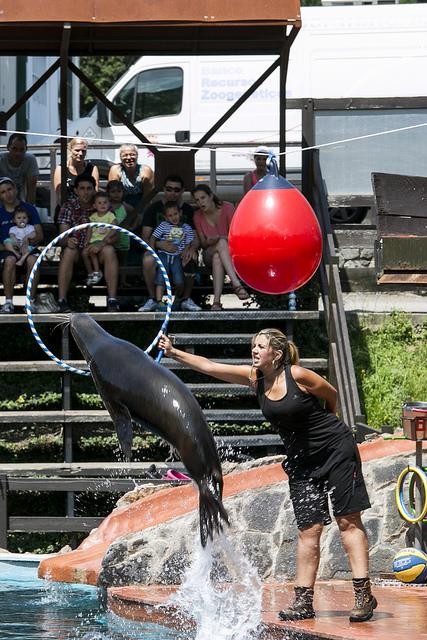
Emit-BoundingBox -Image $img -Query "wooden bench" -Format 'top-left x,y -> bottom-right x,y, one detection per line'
372,172 -> 427,284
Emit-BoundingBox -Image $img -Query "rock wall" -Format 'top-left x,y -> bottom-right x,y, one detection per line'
98,452 -> 412,588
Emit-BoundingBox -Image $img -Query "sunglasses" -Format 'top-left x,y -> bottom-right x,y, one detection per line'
165,186 -> 183,193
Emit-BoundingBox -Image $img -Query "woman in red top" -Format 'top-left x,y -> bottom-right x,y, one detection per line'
243,145 -> 270,194
192,184 -> 249,310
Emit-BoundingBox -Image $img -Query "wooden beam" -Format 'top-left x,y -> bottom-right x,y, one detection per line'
194,57 -> 281,149
68,59 -> 159,154
2,59 -> 60,121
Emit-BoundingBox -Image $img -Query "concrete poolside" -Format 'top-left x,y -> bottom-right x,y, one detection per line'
108,579 -> 427,640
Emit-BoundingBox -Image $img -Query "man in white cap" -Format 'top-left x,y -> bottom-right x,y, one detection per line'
243,145 -> 271,194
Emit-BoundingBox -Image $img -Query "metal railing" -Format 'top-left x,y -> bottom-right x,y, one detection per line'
310,150 -> 366,431
0,140 -> 302,214
0,472 -> 186,547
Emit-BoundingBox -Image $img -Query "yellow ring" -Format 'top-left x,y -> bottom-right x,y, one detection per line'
396,466 -> 427,523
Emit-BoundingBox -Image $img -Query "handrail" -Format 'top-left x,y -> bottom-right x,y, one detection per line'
310,150 -> 365,429
0,473 -> 184,546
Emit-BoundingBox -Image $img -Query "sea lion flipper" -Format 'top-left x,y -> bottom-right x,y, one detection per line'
103,398 -> 134,462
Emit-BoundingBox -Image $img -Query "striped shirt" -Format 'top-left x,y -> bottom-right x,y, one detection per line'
152,221 -> 193,255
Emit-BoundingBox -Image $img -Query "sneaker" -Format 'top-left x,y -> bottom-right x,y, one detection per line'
86,273 -> 96,285
138,298 -> 158,312
107,298 -> 120,312
91,271 -> 103,284
180,298 -> 202,312
0,302 -> 15,314
156,301 -> 167,311
58,299 -> 71,313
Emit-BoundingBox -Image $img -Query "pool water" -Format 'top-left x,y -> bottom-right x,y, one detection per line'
0,561 -> 187,640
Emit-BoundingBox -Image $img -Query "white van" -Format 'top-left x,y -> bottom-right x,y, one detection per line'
69,4 -> 427,217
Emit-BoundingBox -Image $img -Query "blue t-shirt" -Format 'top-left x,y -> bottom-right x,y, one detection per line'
0,202 -> 41,244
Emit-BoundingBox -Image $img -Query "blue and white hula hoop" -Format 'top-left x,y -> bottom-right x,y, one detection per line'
25,222 -> 172,376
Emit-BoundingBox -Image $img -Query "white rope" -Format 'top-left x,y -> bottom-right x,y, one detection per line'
2,119 -> 427,159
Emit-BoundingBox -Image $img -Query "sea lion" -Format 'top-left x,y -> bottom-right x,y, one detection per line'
69,313 -> 228,545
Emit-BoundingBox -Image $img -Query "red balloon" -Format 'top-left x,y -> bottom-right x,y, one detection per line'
229,173 -> 322,294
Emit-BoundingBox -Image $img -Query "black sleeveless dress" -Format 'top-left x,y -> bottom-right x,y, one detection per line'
256,365 -> 359,481
65,162 -> 95,198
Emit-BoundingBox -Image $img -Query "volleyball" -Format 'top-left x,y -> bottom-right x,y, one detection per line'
392,548 -> 427,584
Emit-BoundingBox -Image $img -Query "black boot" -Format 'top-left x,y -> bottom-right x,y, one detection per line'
349,577 -> 378,622
278,586 -> 315,621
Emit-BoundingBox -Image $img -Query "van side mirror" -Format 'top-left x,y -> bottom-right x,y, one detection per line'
175,130 -> 190,143
96,102 -> 110,128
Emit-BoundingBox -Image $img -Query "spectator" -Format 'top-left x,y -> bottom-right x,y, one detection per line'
152,201 -> 194,310
106,180 -> 139,275
108,144 -> 154,212
192,184 -> 249,311
0,177 -> 43,313
53,137 -> 99,208
139,174 -> 201,312
4,206 -> 38,267
243,145 -> 270,194
0,133 -> 39,204
56,175 -> 119,312
82,191 -> 118,285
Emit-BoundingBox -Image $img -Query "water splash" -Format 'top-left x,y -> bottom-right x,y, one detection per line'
170,533 -> 262,640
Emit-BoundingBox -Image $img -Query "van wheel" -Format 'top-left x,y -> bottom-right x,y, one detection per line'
329,207 -> 367,224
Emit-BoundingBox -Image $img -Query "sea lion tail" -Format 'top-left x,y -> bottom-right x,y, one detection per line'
198,476 -> 229,547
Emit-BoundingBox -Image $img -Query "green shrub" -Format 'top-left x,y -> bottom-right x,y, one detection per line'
351,312 -> 427,429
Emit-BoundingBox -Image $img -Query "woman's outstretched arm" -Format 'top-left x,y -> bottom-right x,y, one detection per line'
158,334 -> 253,386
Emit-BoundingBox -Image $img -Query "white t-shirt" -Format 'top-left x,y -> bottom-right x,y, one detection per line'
8,223 -> 36,247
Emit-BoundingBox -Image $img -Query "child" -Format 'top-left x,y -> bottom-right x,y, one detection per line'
4,206 -> 38,266
152,201 -> 194,310
82,191 -> 117,285
106,180 -> 140,285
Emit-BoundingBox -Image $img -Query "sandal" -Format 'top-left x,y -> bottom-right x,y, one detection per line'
233,285 -> 250,300
210,302 -> 223,311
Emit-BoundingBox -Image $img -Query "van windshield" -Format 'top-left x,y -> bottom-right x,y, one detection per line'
112,67 -> 183,124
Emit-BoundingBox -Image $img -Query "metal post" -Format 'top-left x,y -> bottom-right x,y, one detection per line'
61,325 -> 74,517
60,24 -> 71,206
279,44 -> 289,177
50,147 -> 57,218
0,475 -> 8,549
209,148 -> 217,192
279,26 -> 299,178
414,441 -> 426,551
301,99 -> 315,205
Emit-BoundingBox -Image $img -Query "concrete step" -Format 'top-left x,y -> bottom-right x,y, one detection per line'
0,409 -> 265,424
0,309 -> 322,324
0,357 -> 328,373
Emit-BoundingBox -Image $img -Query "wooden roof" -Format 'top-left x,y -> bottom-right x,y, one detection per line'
0,0 -> 301,55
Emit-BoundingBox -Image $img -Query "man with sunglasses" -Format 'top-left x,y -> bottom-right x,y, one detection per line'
139,174 -> 201,312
